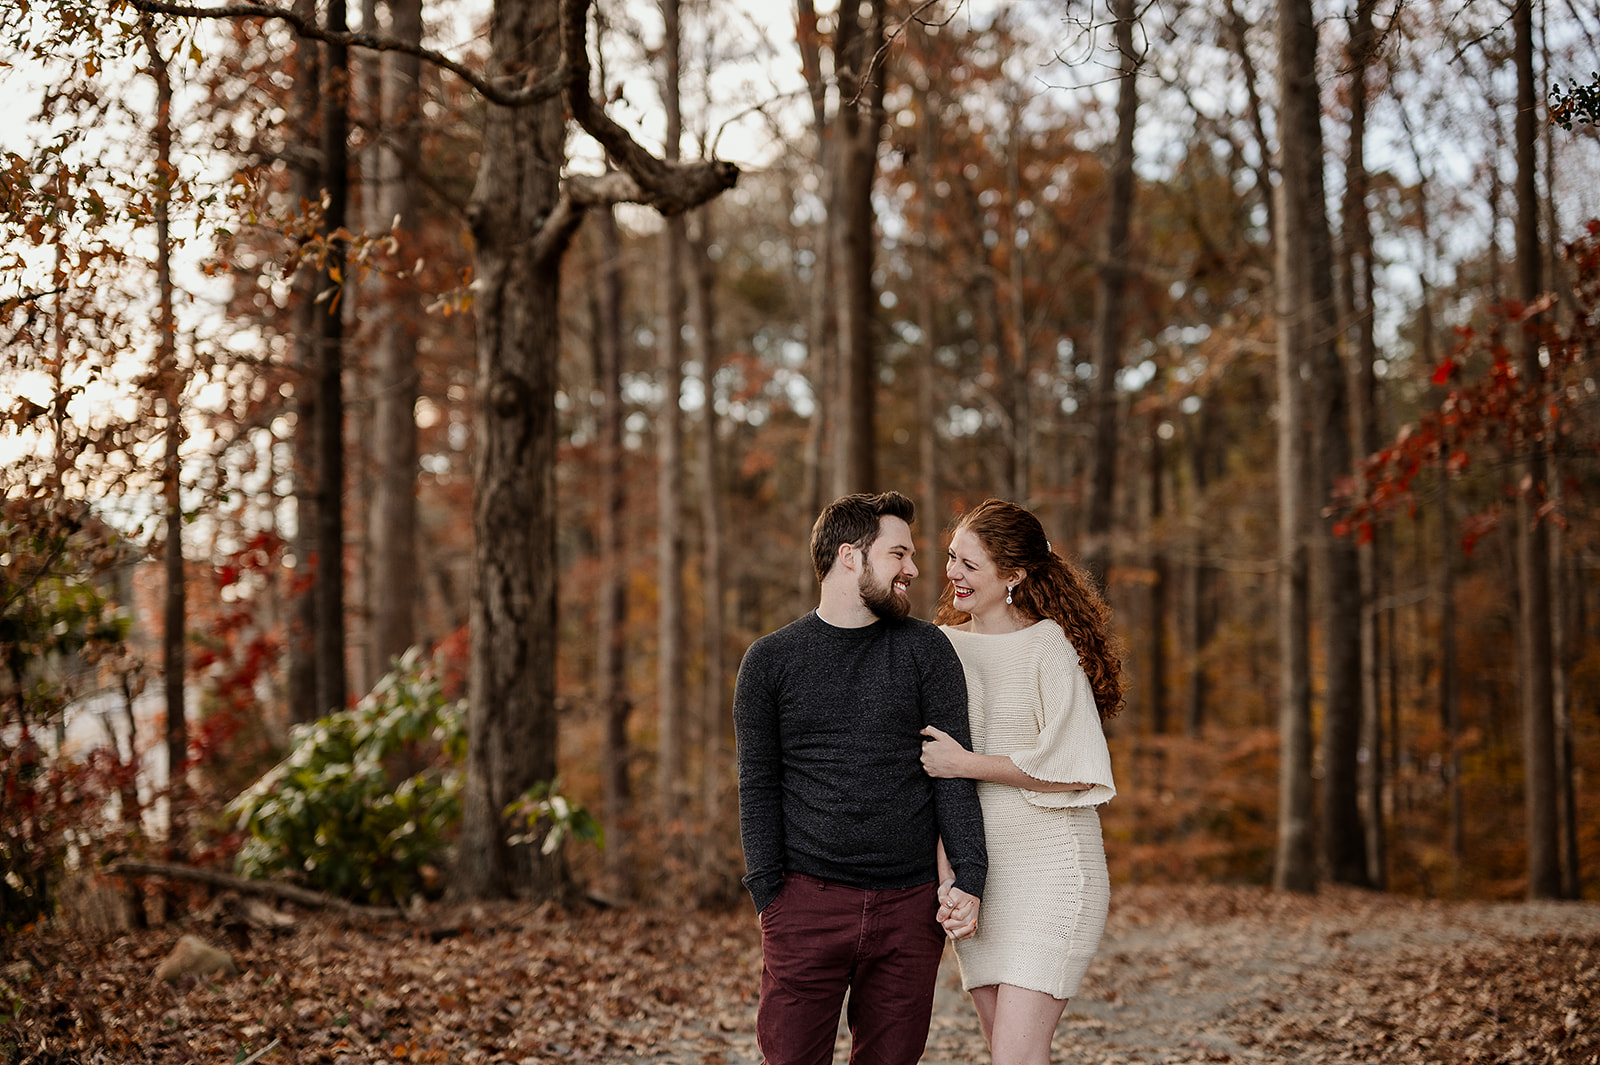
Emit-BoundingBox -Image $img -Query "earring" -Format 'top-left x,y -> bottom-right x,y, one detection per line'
1005,586 -> 1013,605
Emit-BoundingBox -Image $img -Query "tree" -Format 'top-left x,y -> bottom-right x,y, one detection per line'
1271,0 -> 1323,895
134,0 -> 738,899
365,0 -> 423,679
829,0 -> 887,495
148,22 -> 190,830
1085,0 -> 1141,581
1315,0 -> 1372,890
655,0 -> 689,830
1510,0 -> 1560,900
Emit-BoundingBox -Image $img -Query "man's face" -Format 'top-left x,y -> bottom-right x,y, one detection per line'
858,516 -> 917,620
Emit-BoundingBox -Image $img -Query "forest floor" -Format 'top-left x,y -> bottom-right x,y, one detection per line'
3,883 -> 1598,1064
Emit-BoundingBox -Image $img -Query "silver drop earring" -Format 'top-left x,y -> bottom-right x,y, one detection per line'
1005,586 -> 1013,605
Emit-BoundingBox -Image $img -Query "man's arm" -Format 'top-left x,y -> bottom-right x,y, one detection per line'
922,632 -> 987,900
733,641 -> 786,912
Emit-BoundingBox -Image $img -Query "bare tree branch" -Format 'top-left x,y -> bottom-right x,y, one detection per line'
130,0 -> 739,215
558,0 -> 739,216
128,0 -> 566,107
106,859 -> 405,920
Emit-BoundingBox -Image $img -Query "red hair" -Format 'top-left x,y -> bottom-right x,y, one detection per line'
935,499 -> 1125,721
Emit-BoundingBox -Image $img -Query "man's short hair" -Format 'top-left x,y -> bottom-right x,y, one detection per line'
810,491 -> 916,583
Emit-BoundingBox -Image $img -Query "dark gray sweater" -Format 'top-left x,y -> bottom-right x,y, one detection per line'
733,610 -> 988,912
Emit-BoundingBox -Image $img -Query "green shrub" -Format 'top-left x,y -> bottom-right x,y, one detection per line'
227,648 -> 465,905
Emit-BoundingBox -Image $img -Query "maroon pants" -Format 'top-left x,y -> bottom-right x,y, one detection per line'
756,873 -> 946,1065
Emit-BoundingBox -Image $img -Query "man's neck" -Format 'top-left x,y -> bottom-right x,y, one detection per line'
816,582 -> 878,629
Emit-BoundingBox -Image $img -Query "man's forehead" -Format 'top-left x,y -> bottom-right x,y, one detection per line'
876,515 -> 915,550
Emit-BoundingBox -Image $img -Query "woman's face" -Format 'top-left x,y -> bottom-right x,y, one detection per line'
945,526 -> 1017,622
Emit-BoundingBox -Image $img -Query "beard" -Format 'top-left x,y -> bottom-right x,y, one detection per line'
859,558 -> 911,620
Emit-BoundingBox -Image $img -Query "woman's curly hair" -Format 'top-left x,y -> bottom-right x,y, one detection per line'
935,498 -> 1126,721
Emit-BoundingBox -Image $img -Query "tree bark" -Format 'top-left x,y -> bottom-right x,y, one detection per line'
1343,0 -> 1385,891
148,26 -> 188,824
655,0 -> 688,824
691,205 -> 726,852
368,0 -> 423,677
1147,417 -> 1168,735
1004,90 -> 1030,504
1271,0 -> 1320,895
796,0 -> 834,564
1182,405 -> 1217,738
912,34 -> 941,615
593,205 -> 632,900
1085,0 -> 1139,582
455,0 -> 568,900
1318,0 -> 1372,889
830,0 -> 886,496
287,0 -> 321,727
1438,465 -> 1463,892
1511,0 -> 1560,900
314,0 -> 351,718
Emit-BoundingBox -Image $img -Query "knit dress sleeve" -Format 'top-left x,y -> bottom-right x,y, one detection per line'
1007,623 -> 1116,809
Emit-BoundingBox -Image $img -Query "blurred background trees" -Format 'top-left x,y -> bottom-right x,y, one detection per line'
2,0 -> 1598,924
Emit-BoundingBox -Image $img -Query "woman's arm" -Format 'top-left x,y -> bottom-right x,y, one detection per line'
920,725 -> 1092,793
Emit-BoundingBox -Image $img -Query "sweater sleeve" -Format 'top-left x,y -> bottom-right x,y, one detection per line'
1008,624 -> 1116,809
923,631 -> 988,899
733,639 -> 786,912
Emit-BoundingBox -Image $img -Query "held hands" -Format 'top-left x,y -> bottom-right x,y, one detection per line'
937,879 -> 979,940
920,725 -> 968,778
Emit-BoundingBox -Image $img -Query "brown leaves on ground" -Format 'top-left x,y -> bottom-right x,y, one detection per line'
3,884 -> 1597,1064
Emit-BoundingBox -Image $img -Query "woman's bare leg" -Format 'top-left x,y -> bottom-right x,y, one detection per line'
986,983 -> 1068,1065
968,984 -> 999,1050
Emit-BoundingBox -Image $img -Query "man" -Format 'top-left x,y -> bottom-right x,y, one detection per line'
734,490 -> 988,1065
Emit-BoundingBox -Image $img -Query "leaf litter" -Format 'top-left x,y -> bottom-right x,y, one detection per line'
3,884 -> 1596,1064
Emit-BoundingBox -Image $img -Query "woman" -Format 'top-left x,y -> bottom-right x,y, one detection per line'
922,498 -> 1123,1065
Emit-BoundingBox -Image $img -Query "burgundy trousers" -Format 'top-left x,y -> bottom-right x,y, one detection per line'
756,873 -> 946,1065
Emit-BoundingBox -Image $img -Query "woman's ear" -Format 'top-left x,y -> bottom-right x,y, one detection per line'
1009,568 -> 1028,591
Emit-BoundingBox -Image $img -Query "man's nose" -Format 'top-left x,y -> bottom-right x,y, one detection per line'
904,557 -> 918,579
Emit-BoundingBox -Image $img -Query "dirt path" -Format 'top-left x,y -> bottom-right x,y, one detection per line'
917,885 -> 1600,1065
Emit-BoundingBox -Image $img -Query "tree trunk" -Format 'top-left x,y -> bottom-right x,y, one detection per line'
1271,0 -> 1319,894
796,0 -> 834,564
1550,493 -> 1580,898
314,0 -> 351,717
655,0 -> 688,824
691,205 -> 726,862
1223,0 -> 1276,248
1004,91 -> 1030,504
1147,417 -> 1168,735
1343,0 -> 1385,891
1182,405 -> 1217,738
594,205 -> 632,901
1438,466 -> 1463,892
912,38 -> 941,615
1511,0 -> 1560,900
1085,0 -> 1139,582
148,26 -> 187,823
287,0 -> 321,727
368,0 -> 423,676
1318,0 -> 1371,889
455,0 -> 567,900
830,0 -> 886,496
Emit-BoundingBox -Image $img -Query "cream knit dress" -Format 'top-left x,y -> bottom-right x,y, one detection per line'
941,620 -> 1116,999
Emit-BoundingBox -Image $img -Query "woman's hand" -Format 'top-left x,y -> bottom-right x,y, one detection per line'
920,725 -> 970,778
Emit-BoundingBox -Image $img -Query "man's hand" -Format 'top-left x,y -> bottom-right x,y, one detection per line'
937,884 -> 979,940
